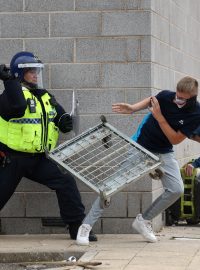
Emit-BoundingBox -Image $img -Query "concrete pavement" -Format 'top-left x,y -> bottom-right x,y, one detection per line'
0,225 -> 200,269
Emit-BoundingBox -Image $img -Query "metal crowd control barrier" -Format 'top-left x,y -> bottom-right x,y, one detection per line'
47,116 -> 161,205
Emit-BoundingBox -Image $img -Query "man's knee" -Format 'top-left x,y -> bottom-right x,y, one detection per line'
170,184 -> 184,199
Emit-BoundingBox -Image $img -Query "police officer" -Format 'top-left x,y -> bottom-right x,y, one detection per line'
0,51 -> 97,241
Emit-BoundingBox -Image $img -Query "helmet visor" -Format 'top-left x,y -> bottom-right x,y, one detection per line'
18,63 -> 44,89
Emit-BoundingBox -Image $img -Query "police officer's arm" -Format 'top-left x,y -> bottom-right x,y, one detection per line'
0,78 -> 26,117
54,102 -> 73,133
149,96 -> 186,144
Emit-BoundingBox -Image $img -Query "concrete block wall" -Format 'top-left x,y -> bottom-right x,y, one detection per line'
149,0 -> 200,165
0,0 -> 200,234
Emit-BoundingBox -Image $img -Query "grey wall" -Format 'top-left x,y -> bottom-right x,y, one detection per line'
0,0 -> 200,234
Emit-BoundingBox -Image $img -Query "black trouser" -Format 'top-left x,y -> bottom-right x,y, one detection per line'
0,153 -> 85,224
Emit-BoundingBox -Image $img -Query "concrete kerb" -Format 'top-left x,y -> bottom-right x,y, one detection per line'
0,233 -> 99,270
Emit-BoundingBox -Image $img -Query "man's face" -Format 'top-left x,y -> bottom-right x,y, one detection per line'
174,91 -> 197,108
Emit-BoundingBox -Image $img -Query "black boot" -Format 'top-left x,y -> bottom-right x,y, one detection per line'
68,222 -> 98,241
89,229 -> 98,241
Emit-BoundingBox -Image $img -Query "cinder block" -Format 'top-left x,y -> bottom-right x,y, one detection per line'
76,37 -> 140,62
102,63 -> 151,87
151,38 -> 170,67
102,11 -> 151,36
142,0 -> 170,18
122,175 -> 163,193
0,0 -> 23,12
50,13 -> 101,37
24,0 -> 74,11
1,218 -> 42,234
25,192 -> 60,217
80,192 -> 97,213
76,179 -> 92,192
75,89 -> 125,114
76,38 -> 128,62
48,89 -> 72,112
0,193 -> 25,217
127,192 -> 141,217
127,38 -> 140,61
0,218 -> 67,234
78,114 -> 140,138
0,40 -> 23,64
151,13 -> 169,43
76,0 -> 139,10
152,63 -> 172,90
57,110 -> 147,144
126,0 -> 141,9
140,36 -> 151,62
0,14 -> 49,38
102,218 -> 133,233
49,88 -> 124,114
125,88 -> 151,104
51,64 -> 101,89
102,192 -> 127,218
25,39 -> 74,63
81,193 -> 127,218
16,178 -> 50,192
123,175 -> 152,192
139,0 -> 151,9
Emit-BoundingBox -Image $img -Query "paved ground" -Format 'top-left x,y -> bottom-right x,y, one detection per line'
1,225 -> 200,269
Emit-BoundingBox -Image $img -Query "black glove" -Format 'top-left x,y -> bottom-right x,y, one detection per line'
58,113 -> 73,133
0,64 -> 12,81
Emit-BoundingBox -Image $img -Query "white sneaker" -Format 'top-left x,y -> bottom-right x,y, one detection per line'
76,224 -> 92,246
132,214 -> 157,243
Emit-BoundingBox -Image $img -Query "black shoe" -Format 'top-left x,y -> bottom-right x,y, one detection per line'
68,222 -> 98,241
89,229 -> 97,241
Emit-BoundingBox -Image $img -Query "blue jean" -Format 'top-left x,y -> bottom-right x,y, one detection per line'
83,152 -> 184,226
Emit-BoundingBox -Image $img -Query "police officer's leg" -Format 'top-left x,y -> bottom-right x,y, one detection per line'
27,156 -> 85,224
28,156 -> 98,240
0,157 -> 22,210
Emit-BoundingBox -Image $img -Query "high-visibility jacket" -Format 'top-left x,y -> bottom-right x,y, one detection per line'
0,87 -> 59,153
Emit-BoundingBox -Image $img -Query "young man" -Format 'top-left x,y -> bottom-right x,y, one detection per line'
76,76 -> 200,245
0,51 -> 97,241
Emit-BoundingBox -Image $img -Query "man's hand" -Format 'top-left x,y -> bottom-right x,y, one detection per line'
0,64 -> 11,81
184,163 -> 194,176
148,96 -> 165,123
149,96 -> 186,144
112,103 -> 133,114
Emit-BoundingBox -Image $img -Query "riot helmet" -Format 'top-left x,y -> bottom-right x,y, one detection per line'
10,51 -> 44,89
